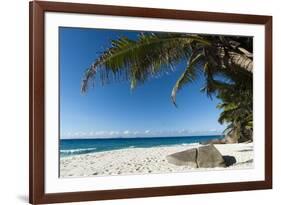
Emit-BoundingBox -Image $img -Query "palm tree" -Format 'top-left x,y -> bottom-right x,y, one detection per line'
81,32 -> 253,142
216,77 -> 253,142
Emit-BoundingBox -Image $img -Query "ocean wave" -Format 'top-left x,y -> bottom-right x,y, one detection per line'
60,148 -> 97,155
181,143 -> 199,146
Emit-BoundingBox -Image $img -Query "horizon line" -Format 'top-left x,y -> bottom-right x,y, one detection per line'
61,133 -> 225,140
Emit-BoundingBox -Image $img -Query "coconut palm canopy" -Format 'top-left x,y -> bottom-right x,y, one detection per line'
81,31 -> 253,142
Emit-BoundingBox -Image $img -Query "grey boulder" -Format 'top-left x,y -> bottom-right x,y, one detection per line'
197,145 -> 226,168
166,148 -> 197,168
166,145 -> 227,168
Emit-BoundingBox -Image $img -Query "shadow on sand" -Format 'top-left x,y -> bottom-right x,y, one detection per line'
223,155 -> 237,167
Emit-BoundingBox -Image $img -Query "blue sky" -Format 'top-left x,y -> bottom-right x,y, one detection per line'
59,27 -> 226,139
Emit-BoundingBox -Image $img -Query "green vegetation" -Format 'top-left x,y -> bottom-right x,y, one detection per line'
81,32 -> 253,142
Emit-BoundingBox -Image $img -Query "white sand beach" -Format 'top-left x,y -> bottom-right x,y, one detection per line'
60,143 -> 253,178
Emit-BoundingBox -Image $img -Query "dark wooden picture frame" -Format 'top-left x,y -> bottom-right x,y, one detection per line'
29,1 -> 272,204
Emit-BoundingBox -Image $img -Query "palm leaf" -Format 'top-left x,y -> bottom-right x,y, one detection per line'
171,52 -> 204,106
81,33 -> 210,92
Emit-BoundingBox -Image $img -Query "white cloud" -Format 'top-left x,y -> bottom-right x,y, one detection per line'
61,128 -> 224,139
62,132 -> 72,137
178,129 -> 189,133
95,131 -> 105,135
74,132 -> 81,136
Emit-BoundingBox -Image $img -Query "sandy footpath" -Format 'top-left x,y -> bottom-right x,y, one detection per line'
60,143 -> 253,177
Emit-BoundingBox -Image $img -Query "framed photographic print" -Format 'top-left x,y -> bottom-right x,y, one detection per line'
29,1 -> 272,204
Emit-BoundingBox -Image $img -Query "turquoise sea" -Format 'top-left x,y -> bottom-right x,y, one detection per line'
60,135 -> 223,157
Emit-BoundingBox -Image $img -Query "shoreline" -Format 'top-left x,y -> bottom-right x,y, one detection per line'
60,143 -> 254,178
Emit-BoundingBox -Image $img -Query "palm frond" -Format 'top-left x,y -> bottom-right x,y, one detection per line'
171,52 -> 204,106
81,33 -> 210,92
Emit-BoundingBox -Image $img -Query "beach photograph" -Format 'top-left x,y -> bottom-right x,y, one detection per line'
59,27 -> 253,178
